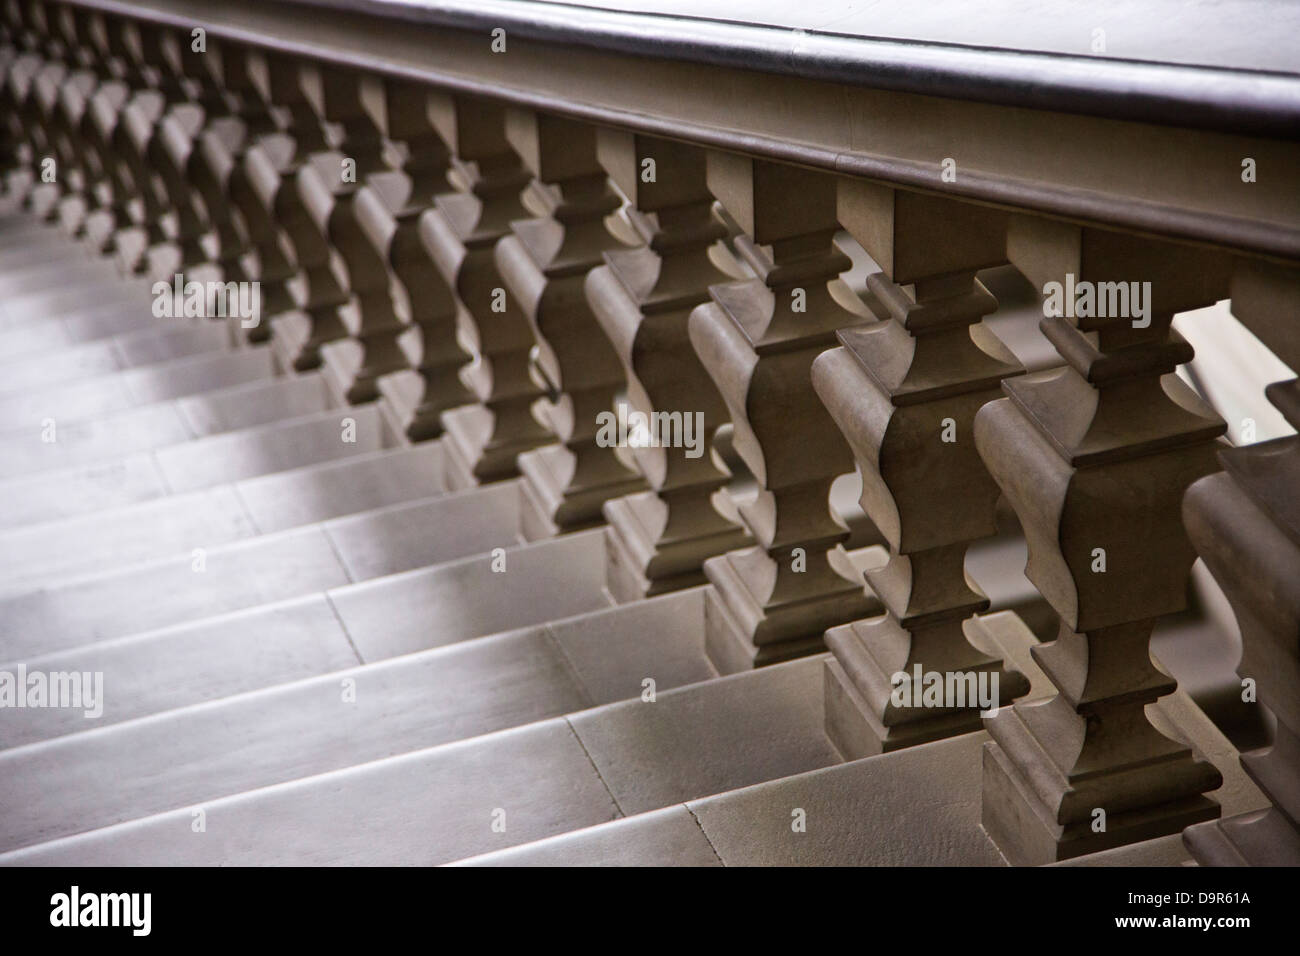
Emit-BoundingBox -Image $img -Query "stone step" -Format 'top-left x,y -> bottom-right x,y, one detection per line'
0,402 -> 394,532
0,525 -> 353,661
0,253 -> 119,301
0,480 -> 563,659
2,577 -> 710,750
0,645 -> 850,864
0,277 -> 153,332
0,589 -> 728,853
0,373 -> 337,478
149,401 -> 394,493
454,645 -> 1265,867
0,299 -> 161,359
0,346 -> 277,429
0,443 -> 445,591
0,320 -> 231,395
0,403 -> 190,479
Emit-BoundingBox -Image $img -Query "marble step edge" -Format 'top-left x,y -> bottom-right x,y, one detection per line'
0,505 -> 586,668
0,401 -> 389,498
451,673 -> 1271,868
0,586 -> 710,758
0,640 -> 818,864
0,367 -> 329,446
0,314 -> 231,375
0,342 -> 277,416
0,439 -> 443,548
0,467 -> 494,614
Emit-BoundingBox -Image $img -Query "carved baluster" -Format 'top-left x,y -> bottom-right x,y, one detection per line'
1183,260 -> 1300,866
374,80 -> 471,440
369,81 -> 469,440
111,20 -> 194,274
587,131 -> 749,601
80,15 -> 134,254
2,7 -> 51,202
316,67 -> 409,403
686,156 -> 877,670
226,52 -> 323,345
497,110 -> 644,539
27,4 -> 76,222
148,25 -> 237,277
810,185 -> 1031,754
264,58 -> 351,371
49,7 -> 115,237
977,220 -> 1230,864
424,92 -> 550,486
187,43 -> 280,300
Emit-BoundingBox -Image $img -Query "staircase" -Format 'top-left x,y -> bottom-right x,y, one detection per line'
0,0 -> 1296,869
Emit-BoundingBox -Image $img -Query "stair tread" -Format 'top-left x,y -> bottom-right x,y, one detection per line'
0,719 -> 621,865
0,649 -> 827,864
329,527 -> 609,662
0,443 -> 445,588
153,402 -> 389,492
0,347 -> 276,426
457,672 -> 1270,867
0,321 -> 229,395
1,585 -> 709,751
0,526 -> 352,659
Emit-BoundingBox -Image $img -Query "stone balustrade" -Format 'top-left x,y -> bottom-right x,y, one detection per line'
1,0 -> 1295,867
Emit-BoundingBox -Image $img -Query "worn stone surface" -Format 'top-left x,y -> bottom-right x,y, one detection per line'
0,526 -> 352,658
0,721 -> 621,865
457,806 -> 722,867
330,528 -> 611,661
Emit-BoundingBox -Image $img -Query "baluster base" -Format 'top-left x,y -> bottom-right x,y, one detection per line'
702,544 -> 876,673
602,491 -> 750,604
981,715 -> 1220,866
270,307 -> 348,372
516,443 -> 645,542
824,612 -> 1033,759
439,403 -> 551,490
1183,808 -> 1300,866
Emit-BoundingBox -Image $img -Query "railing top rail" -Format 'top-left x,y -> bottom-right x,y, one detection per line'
38,0 -> 1300,264
285,0 -> 1300,140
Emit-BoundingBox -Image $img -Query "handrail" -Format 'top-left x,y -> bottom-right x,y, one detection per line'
286,0 -> 1300,140
48,0 -> 1300,264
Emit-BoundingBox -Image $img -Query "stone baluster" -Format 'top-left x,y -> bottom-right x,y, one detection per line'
586,131 -> 749,601
2,8 -> 52,202
374,79 -> 473,442
111,20 -> 193,274
187,42 -> 280,299
976,220 -> 1230,864
1182,260 -> 1300,866
48,7 -> 115,237
316,67 -> 410,403
0,4 -> 29,184
810,185 -> 1031,756
26,4 -> 79,222
225,52 -> 321,345
142,30 -> 219,278
687,156 -> 877,671
263,57 -> 352,371
497,109 -> 644,539
423,92 -> 550,486
147,25 -> 238,278
79,15 -> 135,254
